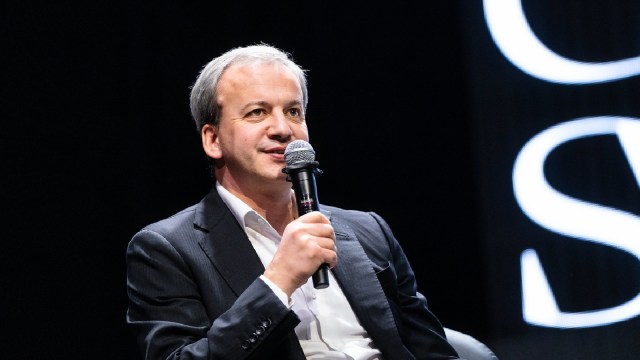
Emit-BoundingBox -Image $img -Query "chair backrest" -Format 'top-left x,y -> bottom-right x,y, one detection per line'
444,328 -> 498,360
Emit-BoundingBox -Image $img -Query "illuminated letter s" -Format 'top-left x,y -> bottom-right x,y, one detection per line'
512,116 -> 640,328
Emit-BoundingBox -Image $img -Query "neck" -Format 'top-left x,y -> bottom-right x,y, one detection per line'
219,178 -> 296,235
255,191 -> 296,235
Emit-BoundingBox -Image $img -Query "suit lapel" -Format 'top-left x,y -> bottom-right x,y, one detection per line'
328,215 -> 405,356
194,187 -> 265,296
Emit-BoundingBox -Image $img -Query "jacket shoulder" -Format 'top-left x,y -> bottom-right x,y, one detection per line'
142,204 -> 198,236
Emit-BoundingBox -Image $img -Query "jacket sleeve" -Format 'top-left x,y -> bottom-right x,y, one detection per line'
125,229 -> 300,359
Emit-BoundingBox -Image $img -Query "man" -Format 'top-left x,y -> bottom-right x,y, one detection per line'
126,43 -> 460,359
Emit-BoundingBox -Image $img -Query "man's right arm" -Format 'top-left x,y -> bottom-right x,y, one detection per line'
125,229 -> 300,359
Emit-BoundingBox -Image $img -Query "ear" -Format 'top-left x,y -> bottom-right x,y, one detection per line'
201,124 -> 222,159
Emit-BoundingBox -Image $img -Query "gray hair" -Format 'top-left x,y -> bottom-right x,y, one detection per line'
189,43 -> 309,132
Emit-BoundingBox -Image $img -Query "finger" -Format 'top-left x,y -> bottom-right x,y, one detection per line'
306,223 -> 335,239
297,211 -> 330,224
312,236 -> 336,250
308,236 -> 337,267
321,247 -> 338,268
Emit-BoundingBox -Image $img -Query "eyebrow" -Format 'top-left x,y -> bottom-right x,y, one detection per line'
240,100 -> 303,112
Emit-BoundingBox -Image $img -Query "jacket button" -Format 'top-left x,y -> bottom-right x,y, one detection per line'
241,340 -> 250,351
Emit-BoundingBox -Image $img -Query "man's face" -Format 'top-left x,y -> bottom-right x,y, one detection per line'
205,62 -> 309,188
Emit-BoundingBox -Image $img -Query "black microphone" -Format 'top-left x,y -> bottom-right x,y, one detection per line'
282,140 -> 329,289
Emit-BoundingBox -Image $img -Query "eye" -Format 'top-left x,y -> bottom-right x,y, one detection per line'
247,108 -> 268,118
285,107 -> 304,122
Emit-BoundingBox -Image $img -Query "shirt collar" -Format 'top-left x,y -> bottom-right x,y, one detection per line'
216,181 -> 270,231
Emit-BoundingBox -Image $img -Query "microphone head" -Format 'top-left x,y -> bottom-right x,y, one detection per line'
284,140 -> 315,166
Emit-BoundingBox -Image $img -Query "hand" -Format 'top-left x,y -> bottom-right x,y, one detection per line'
263,211 -> 337,297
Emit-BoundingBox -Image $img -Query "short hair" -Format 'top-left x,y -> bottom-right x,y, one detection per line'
189,43 -> 308,132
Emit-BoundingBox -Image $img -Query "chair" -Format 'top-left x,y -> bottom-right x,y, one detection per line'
444,328 -> 498,360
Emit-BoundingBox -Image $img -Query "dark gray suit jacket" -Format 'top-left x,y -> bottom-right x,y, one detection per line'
126,186 -> 459,359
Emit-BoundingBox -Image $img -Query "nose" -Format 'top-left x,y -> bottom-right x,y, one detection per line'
267,111 -> 293,140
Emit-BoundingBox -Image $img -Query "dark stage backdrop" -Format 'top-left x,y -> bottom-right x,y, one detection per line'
461,0 -> 640,359
3,1 -> 638,359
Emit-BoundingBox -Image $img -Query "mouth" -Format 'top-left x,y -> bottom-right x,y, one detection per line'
263,146 -> 286,160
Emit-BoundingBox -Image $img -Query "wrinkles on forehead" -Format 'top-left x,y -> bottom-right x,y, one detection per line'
216,63 -> 304,118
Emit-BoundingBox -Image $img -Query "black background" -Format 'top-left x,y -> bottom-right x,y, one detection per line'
4,1 -> 639,359
461,0 -> 640,359
4,2 -> 479,358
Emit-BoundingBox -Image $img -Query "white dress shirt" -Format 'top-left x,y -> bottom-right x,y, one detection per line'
217,182 -> 383,359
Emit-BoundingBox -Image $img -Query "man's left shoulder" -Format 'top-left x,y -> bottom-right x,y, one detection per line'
320,204 -> 371,221
320,205 -> 385,232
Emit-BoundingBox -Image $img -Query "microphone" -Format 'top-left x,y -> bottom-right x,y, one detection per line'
282,140 -> 329,289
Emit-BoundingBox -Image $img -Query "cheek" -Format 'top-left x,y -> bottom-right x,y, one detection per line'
223,131 -> 258,158
293,123 -> 309,138
237,128 -> 261,145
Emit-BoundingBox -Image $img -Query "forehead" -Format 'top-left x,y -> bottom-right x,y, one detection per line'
221,62 -> 299,87
217,62 -> 303,101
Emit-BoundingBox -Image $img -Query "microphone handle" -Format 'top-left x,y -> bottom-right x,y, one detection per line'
287,164 -> 330,289
312,264 -> 330,289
